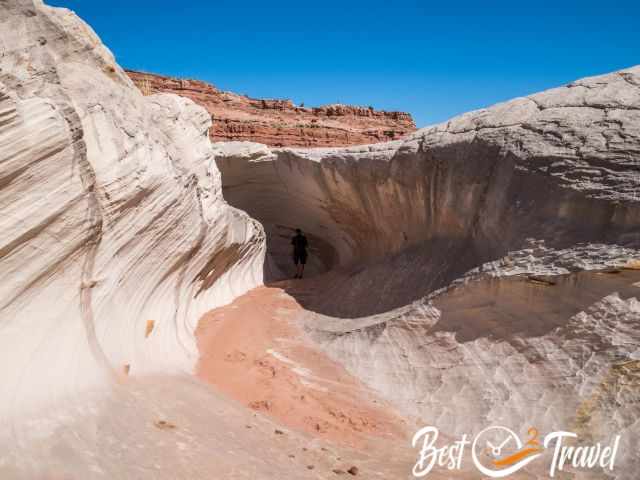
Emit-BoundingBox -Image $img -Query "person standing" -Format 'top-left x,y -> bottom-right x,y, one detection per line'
291,228 -> 308,279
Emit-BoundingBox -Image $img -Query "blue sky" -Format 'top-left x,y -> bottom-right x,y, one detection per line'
48,1 -> 639,127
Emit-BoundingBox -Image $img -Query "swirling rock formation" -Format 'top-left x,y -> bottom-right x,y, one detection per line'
0,0 -> 264,415
2,0 -> 640,478
126,70 -> 416,147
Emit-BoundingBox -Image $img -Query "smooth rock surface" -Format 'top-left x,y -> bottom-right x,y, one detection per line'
0,0 -> 264,415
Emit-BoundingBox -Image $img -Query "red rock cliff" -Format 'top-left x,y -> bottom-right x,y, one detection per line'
126,70 -> 416,147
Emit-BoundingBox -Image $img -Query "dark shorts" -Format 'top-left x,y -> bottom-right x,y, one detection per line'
293,251 -> 307,265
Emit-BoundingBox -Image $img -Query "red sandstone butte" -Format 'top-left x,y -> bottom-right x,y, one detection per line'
126,70 -> 416,147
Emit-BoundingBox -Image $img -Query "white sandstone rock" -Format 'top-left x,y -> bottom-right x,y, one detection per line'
0,0 -> 264,415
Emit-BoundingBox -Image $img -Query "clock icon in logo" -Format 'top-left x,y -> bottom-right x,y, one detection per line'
472,426 -> 543,478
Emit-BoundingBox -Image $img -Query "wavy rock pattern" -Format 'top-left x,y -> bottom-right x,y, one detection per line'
1,1 -> 640,479
0,0 -> 264,415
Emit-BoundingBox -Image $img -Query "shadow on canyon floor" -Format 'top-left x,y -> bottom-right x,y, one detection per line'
268,238 -> 488,319
266,226 -> 640,320
273,268 -> 640,350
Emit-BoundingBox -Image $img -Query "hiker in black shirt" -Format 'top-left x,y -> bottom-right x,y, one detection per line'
291,228 -> 308,279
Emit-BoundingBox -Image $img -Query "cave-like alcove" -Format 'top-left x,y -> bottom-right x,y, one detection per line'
215,144 -> 637,318
213,146 -> 491,317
